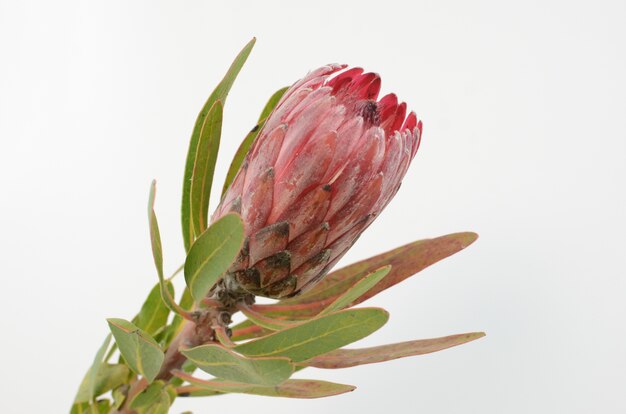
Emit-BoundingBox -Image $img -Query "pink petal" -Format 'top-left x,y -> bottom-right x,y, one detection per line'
322,116 -> 365,182
274,93 -> 334,175
214,166 -> 245,219
377,93 -> 398,124
263,275 -> 297,298
347,72 -> 380,100
254,251 -> 291,287
292,249 -> 331,291
245,124 -> 286,189
390,102 -> 407,134
276,64 -> 345,110
327,67 -> 364,94
264,88 -> 312,133
287,222 -> 330,270
327,172 -> 383,244
325,127 -> 385,220
241,167 -> 274,234
274,184 -> 331,241
248,221 -> 289,265
326,214 -> 370,260
376,131 -> 404,210
271,131 -> 337,222
402,111 -> 417,132
412,122 -> 423,159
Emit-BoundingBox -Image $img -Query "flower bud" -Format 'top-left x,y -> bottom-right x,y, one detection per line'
214,65 -> 422,298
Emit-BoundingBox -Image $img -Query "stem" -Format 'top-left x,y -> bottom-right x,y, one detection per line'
112,281 -> 253,413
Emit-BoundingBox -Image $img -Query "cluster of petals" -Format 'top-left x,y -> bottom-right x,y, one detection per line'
213,64 -> 422,298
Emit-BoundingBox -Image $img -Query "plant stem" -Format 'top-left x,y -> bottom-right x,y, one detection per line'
112,282 -> 253,413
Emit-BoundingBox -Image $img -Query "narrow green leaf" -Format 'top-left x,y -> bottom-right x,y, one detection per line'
234,308 -> 388,362
318,266 -> 390,316
175,372 -> 355,399
148,181 -> 164,280
107,318 -> 165,383
133,282 -> 173,336
184,213 -> 244,302
182,344 -> 294,386
221,86 -> 288,196
190,100 -> 223,236
182,38 -> 256,252
149,181 -> 188,317
302,332 -> 486,369
73,334 -> 112,403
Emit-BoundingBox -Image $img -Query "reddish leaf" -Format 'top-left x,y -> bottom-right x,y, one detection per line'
254,232 -> 478,318
174,371 -> 355,398
301,332 -> 485,369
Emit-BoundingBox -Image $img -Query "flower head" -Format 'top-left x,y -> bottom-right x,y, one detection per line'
214,65 -> 422,298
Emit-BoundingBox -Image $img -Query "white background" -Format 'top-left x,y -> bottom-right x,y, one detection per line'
1,1 -> 625,412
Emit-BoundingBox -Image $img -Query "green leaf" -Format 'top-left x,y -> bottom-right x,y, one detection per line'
190,100 -> 223,236
73,334 -> 112,403
162,288 -> 193,347
70,403 -> 89,414
184,213 -> 244,302
182,38 -> 255,252
112,385 -> 127,410
221,86 -> 288,196
130,381 -> 162,409
107,318 -> 165,383
93,400 -> 110,414
74,363 -> 130,403
182,344 -> 294,386
72,400 -> 111,414
133,282 -> 173,337
175,372 -> 355,399
318,266 -> 390,316
149,181 -> 186,317
233,308 -> 388,362
127,381 -> 174,414
302,332 -> 486,369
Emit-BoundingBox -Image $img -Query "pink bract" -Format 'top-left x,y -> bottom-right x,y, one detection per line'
213,64 -> 422,298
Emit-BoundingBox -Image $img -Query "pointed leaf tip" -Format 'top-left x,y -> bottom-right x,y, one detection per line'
181,38 -> 255,252
302,331 -> 486,369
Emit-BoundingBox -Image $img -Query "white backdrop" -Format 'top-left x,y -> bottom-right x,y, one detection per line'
1,1 -> 625,412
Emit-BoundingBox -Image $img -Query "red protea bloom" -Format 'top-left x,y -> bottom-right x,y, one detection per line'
214,64 -> 422,299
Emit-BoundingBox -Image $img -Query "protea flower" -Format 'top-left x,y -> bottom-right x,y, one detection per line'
213,64 -> 422,299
